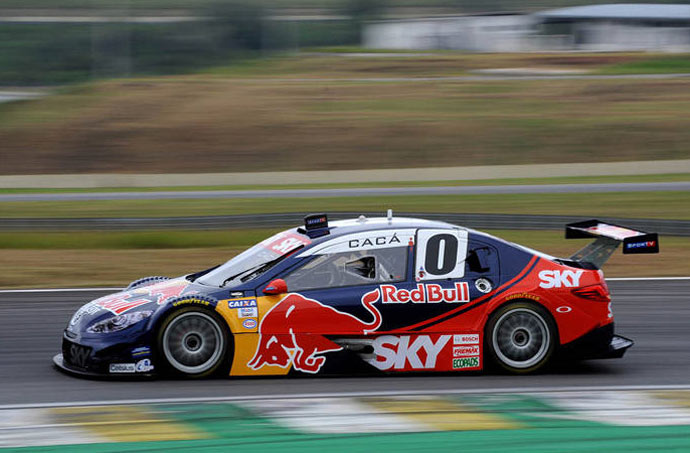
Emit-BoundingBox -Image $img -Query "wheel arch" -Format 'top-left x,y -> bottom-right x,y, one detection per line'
151,296 -> 235,377
483,295 -> 561,345
482,297 -> 560,373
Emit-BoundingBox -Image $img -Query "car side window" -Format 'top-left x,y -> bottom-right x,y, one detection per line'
285,247 -> 408,292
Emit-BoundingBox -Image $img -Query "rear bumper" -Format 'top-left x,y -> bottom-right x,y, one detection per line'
561,322 -> 634,360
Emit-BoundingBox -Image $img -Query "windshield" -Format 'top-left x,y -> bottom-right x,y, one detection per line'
196,230 -> 311,288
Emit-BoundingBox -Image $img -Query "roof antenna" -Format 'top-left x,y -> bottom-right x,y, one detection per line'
387,209 -> 393,223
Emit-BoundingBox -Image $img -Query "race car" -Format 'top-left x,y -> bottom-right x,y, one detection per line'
54,213 -> 658,378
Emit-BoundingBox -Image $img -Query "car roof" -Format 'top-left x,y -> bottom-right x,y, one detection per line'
298,216 -> 463,244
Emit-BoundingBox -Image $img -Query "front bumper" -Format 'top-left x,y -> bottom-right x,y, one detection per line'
561,322 -> 634,360
56,332 -> 157,379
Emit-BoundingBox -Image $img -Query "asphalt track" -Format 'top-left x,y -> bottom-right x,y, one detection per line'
1,182 -> 689,202
0,279 -> 688,407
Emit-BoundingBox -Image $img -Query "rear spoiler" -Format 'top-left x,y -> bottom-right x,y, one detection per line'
566,220 -> 659,268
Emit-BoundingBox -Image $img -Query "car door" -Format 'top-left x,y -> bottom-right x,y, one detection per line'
279,229 -> 415,336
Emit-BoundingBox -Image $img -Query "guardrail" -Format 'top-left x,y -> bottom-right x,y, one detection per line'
1,212 -> 688,235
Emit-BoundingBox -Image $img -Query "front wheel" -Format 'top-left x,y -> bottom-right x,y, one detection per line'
485,302 -> 557,374
157,307 -> 230,378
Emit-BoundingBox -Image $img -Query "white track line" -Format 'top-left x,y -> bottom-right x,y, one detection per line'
2,384 -> 690,410
1,277 -> 689,293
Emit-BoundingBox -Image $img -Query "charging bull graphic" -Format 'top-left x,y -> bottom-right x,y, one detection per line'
248,289 -> 382,373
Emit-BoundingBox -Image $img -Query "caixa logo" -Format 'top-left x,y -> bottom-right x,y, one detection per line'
538,270 -> 584,289
380,283 -> 470,304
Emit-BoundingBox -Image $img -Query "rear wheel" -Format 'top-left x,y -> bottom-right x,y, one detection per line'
485,302 -> 556,374
157,307 -> 230,378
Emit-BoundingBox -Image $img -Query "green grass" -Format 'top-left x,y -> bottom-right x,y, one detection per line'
599,55 -> 690,75
1,229 -> 687,288
0,229 -> 280,249
1,173 -> 687,194
1,191 -> 688,219
0,227 -> 682,251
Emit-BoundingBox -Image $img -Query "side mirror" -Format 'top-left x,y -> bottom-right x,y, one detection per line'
264,279 -> 288,295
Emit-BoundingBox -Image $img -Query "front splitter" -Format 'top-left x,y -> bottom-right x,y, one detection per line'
53,353 -> 156,380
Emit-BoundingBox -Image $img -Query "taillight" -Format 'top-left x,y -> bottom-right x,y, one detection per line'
572,284 -> 610,302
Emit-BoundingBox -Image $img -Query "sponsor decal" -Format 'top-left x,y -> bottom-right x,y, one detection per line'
242,319 -> 257,329
109,363 -> 136,373
69,301 -> 102,326
135,358 -> 154,373
453,334 -> 479,345
379,283 -> 470,304
238,307 -> 258,319
93,279 -> 192,315
587,224 -> 640,240
69,344 -> 90,368
348,233 -> 401,249
228,299 -> 258,309
556,306 -> 572,313
131,346 -> 151,357
453,345 -> 480,357
369,335 -> 450,371
261,232 -> 311,255
172,298 -> 210,307
506,292 -> 540,302
305,215 -> 327,228
453,356 -> 480,369
248,289 -> 382,374
625,240 -> 656,249
538,270 -> 584,289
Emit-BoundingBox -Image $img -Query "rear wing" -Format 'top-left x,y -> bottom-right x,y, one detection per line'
566,220 -> 659,268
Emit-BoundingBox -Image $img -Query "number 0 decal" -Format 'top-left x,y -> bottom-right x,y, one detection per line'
415,229 -> 468,281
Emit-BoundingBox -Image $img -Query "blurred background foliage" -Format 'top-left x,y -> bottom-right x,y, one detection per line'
1,0 -> 365,85
0,0 -> 683,85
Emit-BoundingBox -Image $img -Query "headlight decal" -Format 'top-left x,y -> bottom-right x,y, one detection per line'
86,310 -> 153,334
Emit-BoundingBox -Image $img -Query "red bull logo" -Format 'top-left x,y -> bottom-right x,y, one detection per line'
248,289 -> 382,374
95,280 -> 192,315
379,282 -> 470,304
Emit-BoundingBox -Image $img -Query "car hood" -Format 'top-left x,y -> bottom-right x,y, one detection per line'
67,278 -> 200,333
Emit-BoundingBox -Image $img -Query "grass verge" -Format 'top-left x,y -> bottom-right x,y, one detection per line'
1,191 -> 688,219
598,54 -> 690,75
2,56 -> 690,175
0,173 -> 688,194
0,230 -> 685,288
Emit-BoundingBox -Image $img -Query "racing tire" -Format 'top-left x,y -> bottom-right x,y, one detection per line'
156,306 -> 232,378
485,301 -> 557,374
127,276 -> 170,291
